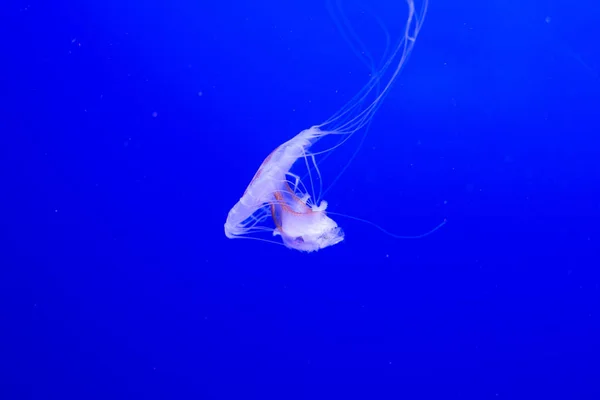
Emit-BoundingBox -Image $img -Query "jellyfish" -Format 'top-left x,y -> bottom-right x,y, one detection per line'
224,0 -> 444,252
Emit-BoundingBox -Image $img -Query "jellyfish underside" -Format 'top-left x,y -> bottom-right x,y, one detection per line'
224,0 -> 442,252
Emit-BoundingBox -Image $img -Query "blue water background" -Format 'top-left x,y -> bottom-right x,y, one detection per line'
4,0 -> 600,398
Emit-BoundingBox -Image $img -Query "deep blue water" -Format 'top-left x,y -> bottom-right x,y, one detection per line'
4,0 -> 600,398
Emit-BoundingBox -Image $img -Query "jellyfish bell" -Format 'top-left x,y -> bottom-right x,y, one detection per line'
224,0 -> 443,251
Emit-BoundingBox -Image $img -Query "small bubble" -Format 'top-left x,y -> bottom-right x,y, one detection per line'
152,111 -> 158,118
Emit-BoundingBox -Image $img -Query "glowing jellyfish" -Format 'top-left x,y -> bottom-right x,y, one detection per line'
224,0 -> 444,252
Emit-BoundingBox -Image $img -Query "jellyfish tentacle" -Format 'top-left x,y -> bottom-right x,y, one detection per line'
308,154 -> 324,205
